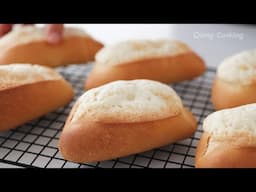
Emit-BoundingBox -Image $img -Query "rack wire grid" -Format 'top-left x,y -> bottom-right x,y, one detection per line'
0,64 -> 216,168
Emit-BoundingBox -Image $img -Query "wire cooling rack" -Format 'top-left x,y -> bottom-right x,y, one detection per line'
0,64 -> 216,168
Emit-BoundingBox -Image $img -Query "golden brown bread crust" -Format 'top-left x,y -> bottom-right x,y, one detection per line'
211,78 -> 256,110
59,107 -> 197,163
85,52 -> 206,90
0,36 -> 103,67
195,133 -> 256,168
0,79 -> 73,131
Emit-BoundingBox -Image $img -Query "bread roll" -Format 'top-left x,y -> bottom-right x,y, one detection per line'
59,79 -> 197,163
85,39 -> 206,89
0,25 -> 103,67
195,103 -> 256,168
0,64 -> 73,131
212,49 -> 256,110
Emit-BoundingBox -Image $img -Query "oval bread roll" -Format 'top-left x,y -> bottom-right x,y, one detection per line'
0,25 -> 103,67
59,79 -> 197,163
195,104 -> 256,168
0,64 -> 74,131
85,39 -> 206,89
212,49 -> 256,110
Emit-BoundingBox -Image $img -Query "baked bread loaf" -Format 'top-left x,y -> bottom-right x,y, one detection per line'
195,103 -> 256,168
0,64 -> 74,131
85,39 -> 206,89
0,25 -> 103,67
59,79 -> 197,163
212,49 -> 256,110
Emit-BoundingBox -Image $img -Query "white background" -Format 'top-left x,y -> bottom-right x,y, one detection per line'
66,24 -> 256,67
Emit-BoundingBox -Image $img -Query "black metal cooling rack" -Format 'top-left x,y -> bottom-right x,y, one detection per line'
0,64 -> 216,168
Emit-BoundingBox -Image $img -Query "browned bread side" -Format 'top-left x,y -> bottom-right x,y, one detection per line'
0,64 -> 74,131
212,49 -> 256,110
195,104 -> 256,168
59,79 -> 197,163
0,26 -> 103,67
85,39 -> 205,89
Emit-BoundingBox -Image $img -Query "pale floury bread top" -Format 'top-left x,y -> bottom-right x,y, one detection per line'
0,25 -> 90,51
0,64 -> 63,91
71,79 -> 183,124
95,39 -> 191,66
217,49 -> 256,85
203,103 -> 256,145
